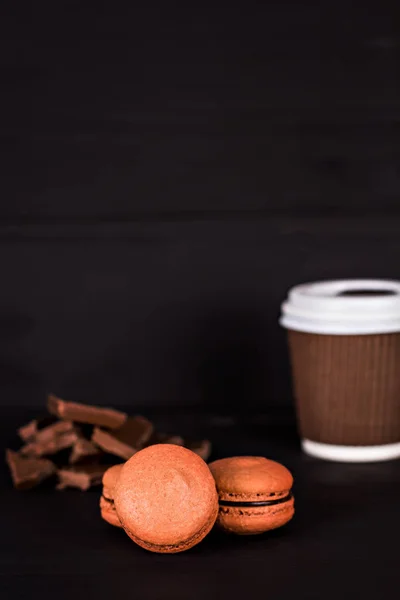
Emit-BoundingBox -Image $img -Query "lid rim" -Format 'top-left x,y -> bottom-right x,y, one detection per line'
281,279 -> 400,333
280,315 -> 400,336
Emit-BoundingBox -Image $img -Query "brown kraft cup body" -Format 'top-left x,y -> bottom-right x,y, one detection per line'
288,330 -> 400,446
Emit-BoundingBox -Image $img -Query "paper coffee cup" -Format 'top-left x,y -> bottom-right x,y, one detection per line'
280,280 -> 400,462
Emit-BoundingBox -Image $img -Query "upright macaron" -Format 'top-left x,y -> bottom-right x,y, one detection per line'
114,444 -> 218,553
209,456 -> 294,535
100,464 -> 124,528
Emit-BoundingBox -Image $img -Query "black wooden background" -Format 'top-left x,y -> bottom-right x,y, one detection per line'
1,1 -> 399,410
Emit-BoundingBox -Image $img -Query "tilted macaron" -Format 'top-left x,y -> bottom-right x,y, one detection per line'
114,444 -> 219,553
100,464 -> 124,528
209,456 -> 294,535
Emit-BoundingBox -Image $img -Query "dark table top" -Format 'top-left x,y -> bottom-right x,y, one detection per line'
1,408 -> 399,600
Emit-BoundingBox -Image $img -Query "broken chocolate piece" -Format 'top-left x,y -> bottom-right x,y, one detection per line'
17,416 -> 58,442
69,438 -> 102,465
26,420 -> 74,444
92,416 -> 153,460
6,449 -> 56,490
18,419 -> 39,442
185,439 -> 212,462
48,394 -> 127,429
145,431 -> 184,447
20,421 -> 79,457
57,464 -> 109,491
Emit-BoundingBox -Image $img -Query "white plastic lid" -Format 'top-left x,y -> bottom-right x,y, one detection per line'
280,279 -> 400,335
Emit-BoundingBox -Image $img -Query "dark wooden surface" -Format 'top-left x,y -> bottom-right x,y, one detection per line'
2,2 -> 399,218
1,0 -> 399,410
1,407 -> 399,600
1,217 -> 400,411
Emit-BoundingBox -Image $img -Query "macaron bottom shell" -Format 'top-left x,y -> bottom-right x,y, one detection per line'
121,502 -> 219,553
100,495 -> 122,528
216,495 -> 294,535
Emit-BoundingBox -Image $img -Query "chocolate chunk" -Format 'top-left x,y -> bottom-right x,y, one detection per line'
57,464 -> 109,491
18,419 -> 39,442
185,439 -> 212,462
69,438 -> 102,465
48,394 -> 127,429
6,449 -> 56,490
20,421 -> 79,457
17,416 -> 57,442
146,431 -> 184,447
92,416 -> 153,460
28,420 -> 74,443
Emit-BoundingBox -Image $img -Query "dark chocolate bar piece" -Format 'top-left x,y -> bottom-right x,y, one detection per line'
48,394 -> 127,429
6,449 -> 56,490
185,439 -> 212,462
17,416 -> 57,442
57,464 -> 109,491
145,431 -> 184,447
92,416 -> 153,460
138,430 -> 211,460
69,438 -> 102,465
18,419 -> 39,442
20,421 -> 79,457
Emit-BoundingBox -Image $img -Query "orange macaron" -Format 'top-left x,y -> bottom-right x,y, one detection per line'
100,464 -> 124,528
114,444 -> 219,553
209,456 -> 294,535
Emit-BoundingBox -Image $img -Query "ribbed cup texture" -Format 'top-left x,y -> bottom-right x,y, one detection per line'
288,331 -> 400,446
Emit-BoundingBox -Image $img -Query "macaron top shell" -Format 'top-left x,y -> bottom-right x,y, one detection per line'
102,463 -> 123,500
209,456 -> 293,503
114,444 -> 218,549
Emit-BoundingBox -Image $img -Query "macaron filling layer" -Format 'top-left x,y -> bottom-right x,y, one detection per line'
219,492 -> 292,508
102,494 -> 114,504
101,494 -> 118,515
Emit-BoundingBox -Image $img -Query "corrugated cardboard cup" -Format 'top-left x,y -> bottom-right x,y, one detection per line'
280,280 -> 400,462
